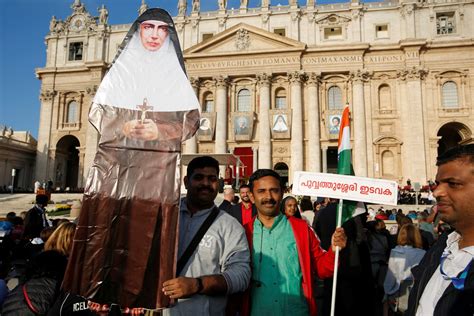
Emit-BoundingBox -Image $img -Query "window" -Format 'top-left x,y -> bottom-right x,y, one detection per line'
436,13 -> 455,35
203,92 -> 214,112
442,81 -> 459,108
67,101 -> 79,123
376,24 -> 389,38
202,33 -> 214,41
68,42 -> 83,61
275,88 -> 287,109
324,27 -> 342,40
378,84 -> 391,110
273,28 -> 286,37
327,86 -> 342,110
237,89 -> 251,112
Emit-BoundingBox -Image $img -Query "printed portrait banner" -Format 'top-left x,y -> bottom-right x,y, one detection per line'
292,171 -> 398,205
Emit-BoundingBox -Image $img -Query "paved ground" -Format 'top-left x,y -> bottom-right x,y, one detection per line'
0,193 -> 84,217
0,193 -> 225,218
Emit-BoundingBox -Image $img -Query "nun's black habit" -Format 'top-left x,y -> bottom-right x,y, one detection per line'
62,8 -> 200,309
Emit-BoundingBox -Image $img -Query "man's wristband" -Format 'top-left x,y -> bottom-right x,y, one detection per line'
196,277 -> 204,294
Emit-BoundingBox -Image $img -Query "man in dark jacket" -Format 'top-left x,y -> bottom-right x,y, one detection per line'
22,194 -> 50,240
313,201 -> 376,316
227,184 -> 256,226
407,144 -> 474,316
218,187 -> 235,213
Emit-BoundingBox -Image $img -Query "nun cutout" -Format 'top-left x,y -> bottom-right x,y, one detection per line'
62,9 -> 200,310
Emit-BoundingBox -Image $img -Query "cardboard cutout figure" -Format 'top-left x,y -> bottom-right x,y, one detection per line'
62,9 -> 200,309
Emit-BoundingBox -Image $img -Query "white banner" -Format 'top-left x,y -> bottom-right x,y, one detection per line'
292,171 -> 398,206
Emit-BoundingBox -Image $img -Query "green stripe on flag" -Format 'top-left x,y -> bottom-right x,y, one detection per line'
337,149 -> 352,175
338,201 -> 357,224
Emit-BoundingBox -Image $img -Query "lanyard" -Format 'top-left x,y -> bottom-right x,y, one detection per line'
439,251 -> 473,290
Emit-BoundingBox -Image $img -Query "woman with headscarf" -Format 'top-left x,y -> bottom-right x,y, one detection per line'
280,196 -> 302,219
62,8 -> 200,311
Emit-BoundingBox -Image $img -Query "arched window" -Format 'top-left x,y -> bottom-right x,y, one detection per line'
203,92 -> 214,113
442,81 -> 459,108
382,150 -> 394,177
328,86 -> 342,110
378,84 -> 391,110
67,101 -> 79,123
275,88 -> 287,109
237,89 -> 251,112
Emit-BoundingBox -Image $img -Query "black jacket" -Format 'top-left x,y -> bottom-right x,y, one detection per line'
23,205 -> 48,240
218,199 -> 233,213
1,251 -> 68,315
226,203 -> 257,225
406,232 -> 474,316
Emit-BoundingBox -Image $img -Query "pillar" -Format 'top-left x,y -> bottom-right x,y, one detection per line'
306,73 -> 321,172
400,67 -> 428,183
257,73 -> 272,169
322,145 -> 328,173
185,77 -> 199,154
289,71 -> 304,177
351,70 -> 368,177
35,90 -> 56,182
215,76 -> 229,154
252,147 -> 258,173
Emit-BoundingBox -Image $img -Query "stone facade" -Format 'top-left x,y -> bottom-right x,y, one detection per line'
35,0 -> 474,189
0,126 -> 37,190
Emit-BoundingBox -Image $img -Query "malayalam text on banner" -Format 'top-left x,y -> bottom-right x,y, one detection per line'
292,171 -> 398,206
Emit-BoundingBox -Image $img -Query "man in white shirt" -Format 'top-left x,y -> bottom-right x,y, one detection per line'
407,144 -> 474,316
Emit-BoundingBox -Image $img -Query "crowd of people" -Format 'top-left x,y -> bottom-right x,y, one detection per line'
0,144 -> 473,315
0,194 -> 77,314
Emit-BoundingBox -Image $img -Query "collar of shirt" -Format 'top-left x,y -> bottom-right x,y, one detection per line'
35,205 -> 45,213
254,213 -> 285,232
180,197 -> 215,218
442,231 -> 474,278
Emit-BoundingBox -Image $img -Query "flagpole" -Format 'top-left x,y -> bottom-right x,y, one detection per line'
330,199 -> 344,316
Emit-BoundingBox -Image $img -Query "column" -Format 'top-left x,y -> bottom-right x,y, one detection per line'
83,122 -> 99,185
77,147 -> 86,188
252,147 -> 258,173
215,76 -> 229,154
351,70 -> 368,177
306,73 -> 321,172
35,90 -> 56,182
289,71 -> 304,177
185,77 -> 199,154
257,73 -> 272,169
401,67 -> 428,183
322,145 -> 328,173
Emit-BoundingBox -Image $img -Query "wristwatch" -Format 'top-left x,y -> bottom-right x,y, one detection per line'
196,277 -> 204,294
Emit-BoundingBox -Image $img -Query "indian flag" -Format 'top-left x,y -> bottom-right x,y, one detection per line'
337,105 -> 366,224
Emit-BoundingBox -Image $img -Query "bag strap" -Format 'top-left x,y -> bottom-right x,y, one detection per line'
177,206 -> 220,276
23,283 -> 40,315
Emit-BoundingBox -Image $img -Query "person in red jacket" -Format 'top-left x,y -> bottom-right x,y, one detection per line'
243,169 -> 347,316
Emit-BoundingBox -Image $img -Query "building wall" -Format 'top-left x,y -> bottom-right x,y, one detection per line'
35,0 -> 474,188
0,127 -> 36,190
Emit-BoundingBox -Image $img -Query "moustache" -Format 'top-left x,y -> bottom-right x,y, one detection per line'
198,186 -> 214,192
261,199 -> 277,206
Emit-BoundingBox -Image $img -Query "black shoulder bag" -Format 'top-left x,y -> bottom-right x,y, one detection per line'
176,206 -> 220,276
